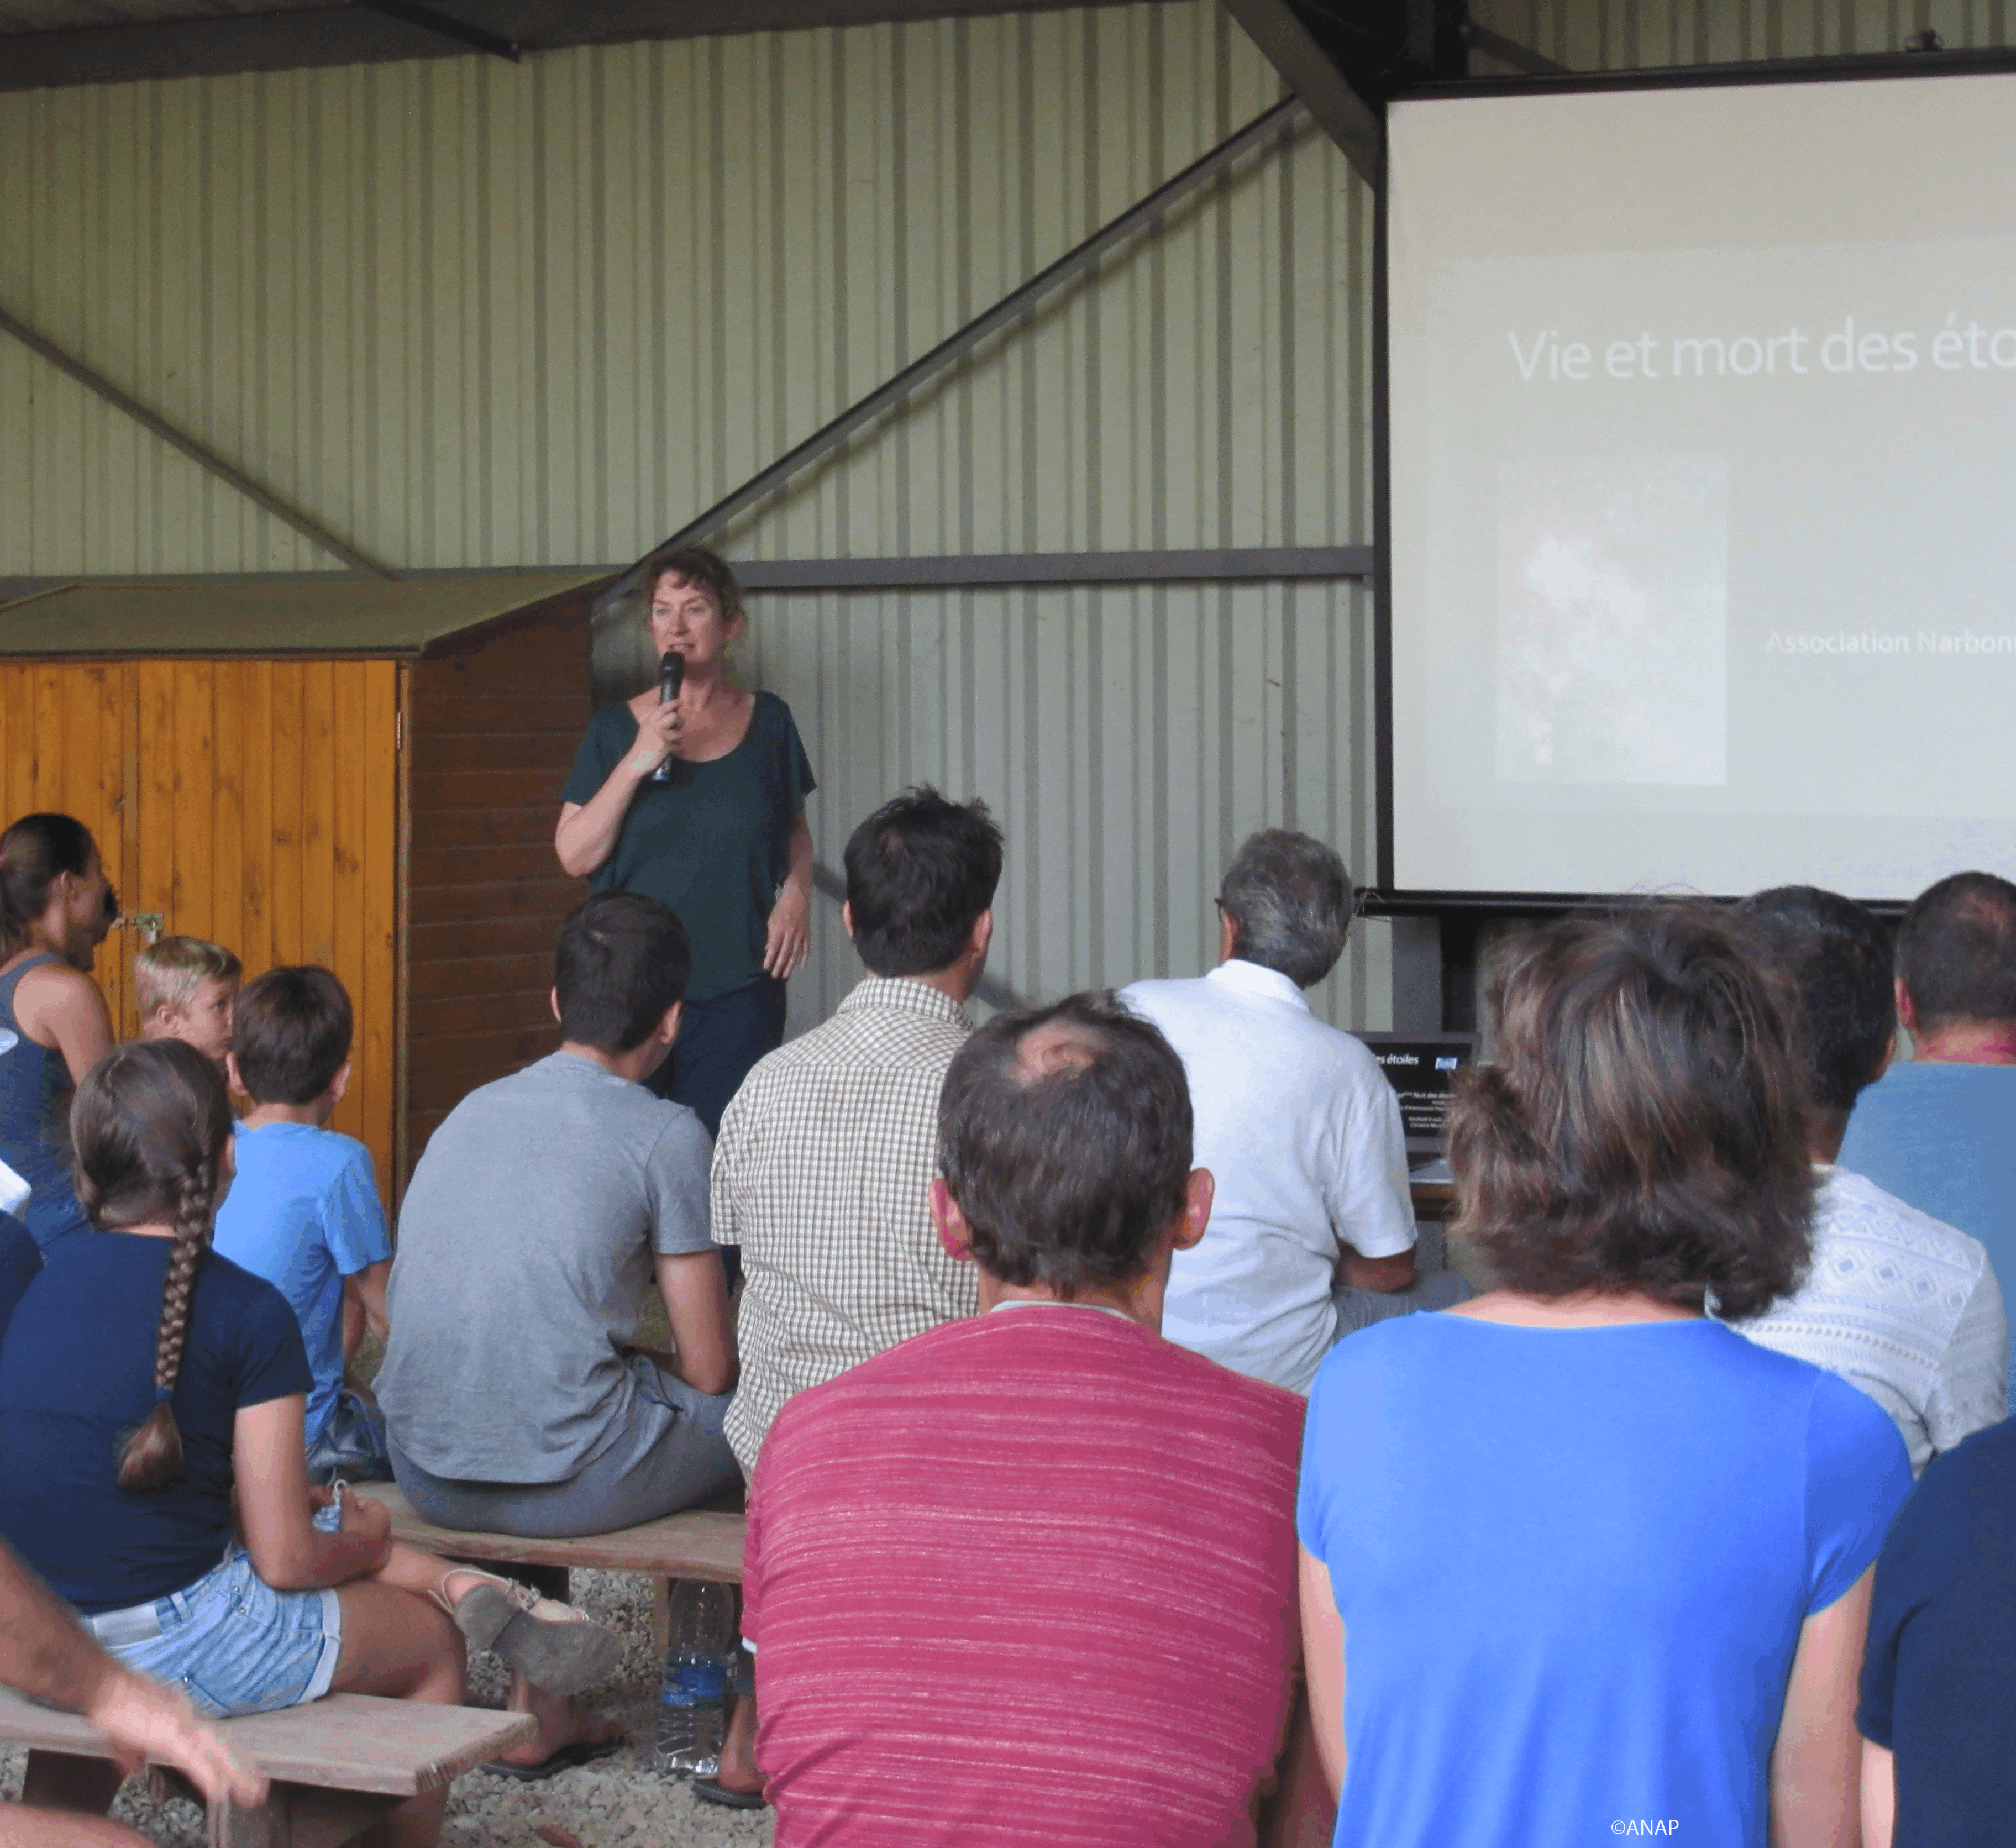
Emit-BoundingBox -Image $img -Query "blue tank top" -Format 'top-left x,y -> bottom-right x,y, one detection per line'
0,954 -> 91,1251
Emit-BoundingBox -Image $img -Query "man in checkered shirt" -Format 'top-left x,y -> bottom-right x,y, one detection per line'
711,786 -> 1004,1482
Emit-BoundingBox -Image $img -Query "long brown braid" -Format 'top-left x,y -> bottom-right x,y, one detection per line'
70,1040 -> 233,1494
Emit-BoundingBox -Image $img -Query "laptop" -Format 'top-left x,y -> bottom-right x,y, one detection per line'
1348,1031 -> 1481,1172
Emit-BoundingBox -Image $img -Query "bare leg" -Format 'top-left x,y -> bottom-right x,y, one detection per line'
716,1686 -> 762,1796
369,1540 -> 487,1605
331,1581 -> 464,1848
0,1805 -> 152,1847
494,1674 -> 623,1768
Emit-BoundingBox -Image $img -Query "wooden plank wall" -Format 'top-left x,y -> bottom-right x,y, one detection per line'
405,598 -> 592,1180
0,659 -> 401,1208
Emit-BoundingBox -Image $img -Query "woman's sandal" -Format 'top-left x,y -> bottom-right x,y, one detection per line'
433,1569 -> 624,1697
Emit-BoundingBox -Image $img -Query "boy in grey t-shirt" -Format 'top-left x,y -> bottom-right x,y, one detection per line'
377,893 -> 739,1775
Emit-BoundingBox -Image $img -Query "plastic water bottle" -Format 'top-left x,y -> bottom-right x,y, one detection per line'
654,1581 -> 736,1777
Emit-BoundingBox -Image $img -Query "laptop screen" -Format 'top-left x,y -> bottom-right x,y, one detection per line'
1350,1031 -> 1481,1163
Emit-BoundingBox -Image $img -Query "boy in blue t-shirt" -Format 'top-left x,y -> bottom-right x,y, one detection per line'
213,965 -> 393,1483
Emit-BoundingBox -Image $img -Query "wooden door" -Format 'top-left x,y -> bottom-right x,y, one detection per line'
0,658 -> 403,1209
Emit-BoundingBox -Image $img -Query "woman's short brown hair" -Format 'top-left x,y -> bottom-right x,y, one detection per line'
1448,904 -> 1813,1320
643,545 -> 742,623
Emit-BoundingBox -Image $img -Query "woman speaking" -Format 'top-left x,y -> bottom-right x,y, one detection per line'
556,548 -> 814,1137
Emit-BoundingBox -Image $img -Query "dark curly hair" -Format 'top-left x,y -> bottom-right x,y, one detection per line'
937,990 -> 1193,1297
1738,886 -> 1896,1126
1448,904 -> 1813,1320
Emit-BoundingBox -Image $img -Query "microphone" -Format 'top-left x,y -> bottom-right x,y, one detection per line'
650,651 -> 684,784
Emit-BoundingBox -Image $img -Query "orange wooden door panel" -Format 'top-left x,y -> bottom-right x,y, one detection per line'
0,659 -> 401,1212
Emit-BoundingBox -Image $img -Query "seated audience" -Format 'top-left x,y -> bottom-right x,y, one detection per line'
212,966 -> 394,1484
135,936 -> 240,1069
1732,886 -> 2006,1473
1298,906 -> 1913,1848
1839,869 -> 2016,1398
0,1042 -> 619,1845
1121,830 -> 1467,1394
1,1536 -> 266,1846
736,991 -> 1312,1845
376,893 -> 737,1775
713,786 -> 1000,1477
0,814 -> 116,1250
1857,1418 -> 2016,1847
704,787 -> 1000,1811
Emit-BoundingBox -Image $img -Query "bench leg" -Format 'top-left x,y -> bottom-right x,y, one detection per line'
22,1749 -> 123,1815
209,1784 -> 406,1848
651,1578 -> 672,1660
209,1793 -> 285,1848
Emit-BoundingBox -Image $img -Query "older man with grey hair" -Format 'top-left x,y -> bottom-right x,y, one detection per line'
1121,830 -> 1468,1393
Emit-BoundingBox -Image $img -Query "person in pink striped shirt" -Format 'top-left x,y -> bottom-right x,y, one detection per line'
731,990 -> 1321,1846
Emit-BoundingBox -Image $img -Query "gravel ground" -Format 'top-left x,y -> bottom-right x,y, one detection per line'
2,1571 -> 773,1848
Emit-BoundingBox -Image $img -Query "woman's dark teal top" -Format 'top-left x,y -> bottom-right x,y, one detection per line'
562,690 -> 816,1002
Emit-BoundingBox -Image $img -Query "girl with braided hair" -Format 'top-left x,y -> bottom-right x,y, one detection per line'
0,1042 -> 624,1842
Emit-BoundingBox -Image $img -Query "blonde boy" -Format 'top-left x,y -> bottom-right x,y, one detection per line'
135,937 -> 242,1069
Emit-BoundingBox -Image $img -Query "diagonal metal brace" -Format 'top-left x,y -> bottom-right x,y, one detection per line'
611,93 -> 1311,605
0,300 -> 397,579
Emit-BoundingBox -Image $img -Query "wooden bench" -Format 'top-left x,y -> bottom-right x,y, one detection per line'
0,1686 -> 534,1847
366,1481 -> 746,1656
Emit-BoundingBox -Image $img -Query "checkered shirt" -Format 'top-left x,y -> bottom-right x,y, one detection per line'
713,975 -> 980,1475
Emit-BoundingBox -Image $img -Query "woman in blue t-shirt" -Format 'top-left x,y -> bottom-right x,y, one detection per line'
0,1042 -> 624,1840
1297,905 -> 1914,1848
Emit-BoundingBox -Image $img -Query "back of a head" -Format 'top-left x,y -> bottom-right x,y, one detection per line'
1897,870 -> 2016,1032
937,990 -> 1191,1297
1737,886 -> 1895,1126
1449,902 -> 1813,1321
71,1039 -> 235,1493
1218,830 -> 1352,989
555,892 -> 691,1053
0,813 -> 96,959
844,786 -> 1004,978
135,936 -> 243,1021
233,967 -> 352,1105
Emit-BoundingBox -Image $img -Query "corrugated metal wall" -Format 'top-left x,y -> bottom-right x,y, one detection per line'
738,580 -> 1384,1035
0,4 -> 1366,575
0,1 -> 1393,1031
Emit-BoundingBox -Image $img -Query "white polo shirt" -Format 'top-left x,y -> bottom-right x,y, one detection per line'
1121,960 -> 1416,1394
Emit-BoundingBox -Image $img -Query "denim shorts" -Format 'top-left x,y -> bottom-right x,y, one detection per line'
92,1524 -> 344,1720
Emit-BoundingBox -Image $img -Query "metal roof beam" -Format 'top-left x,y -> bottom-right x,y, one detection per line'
0,0 -> 1151,92
0,300 -> 397,580
349,0 -> 519,62
1219,0 -> 1383,187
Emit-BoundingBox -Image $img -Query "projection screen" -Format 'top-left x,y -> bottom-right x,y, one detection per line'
1386,69 -> 2016,902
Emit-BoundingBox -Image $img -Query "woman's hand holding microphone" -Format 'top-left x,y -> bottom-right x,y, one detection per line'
627,697 -> 683,780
